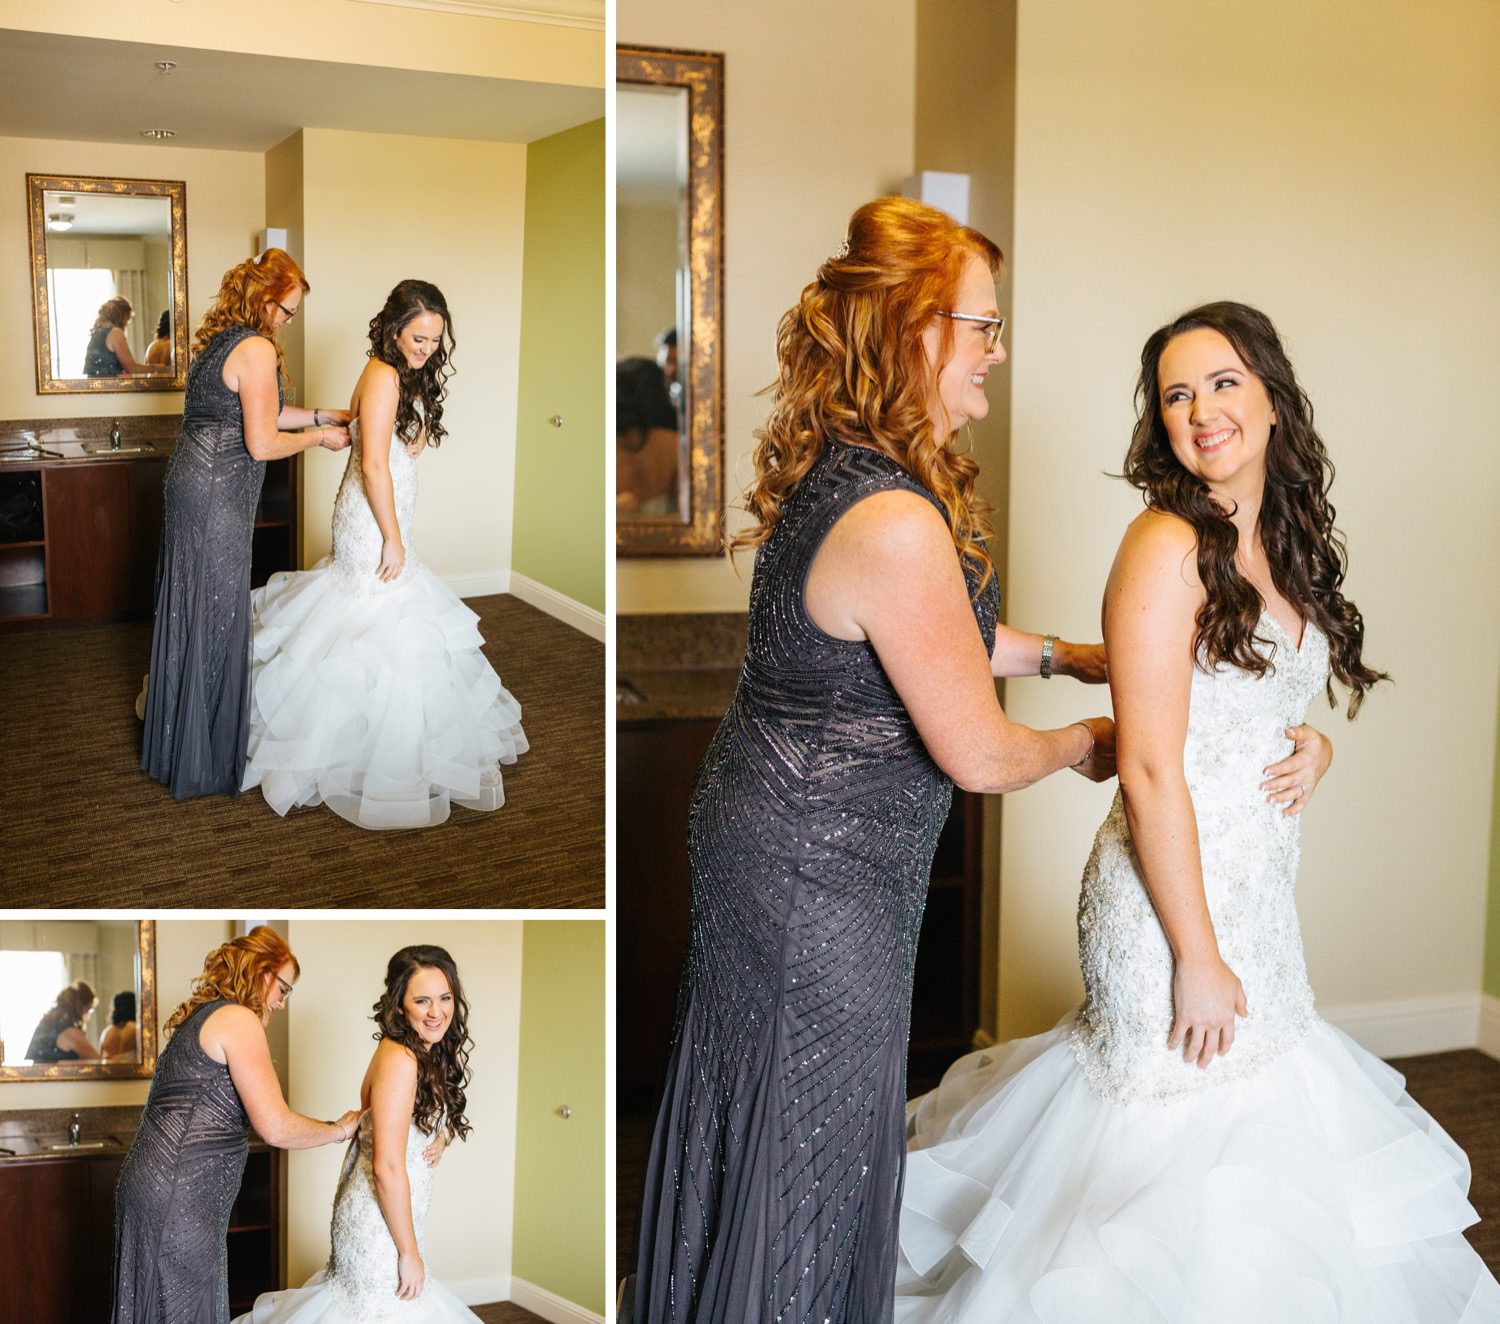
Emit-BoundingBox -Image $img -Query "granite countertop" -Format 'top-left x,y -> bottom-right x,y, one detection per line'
0,1103 -> 141,1162
0,414 -> 180,464
617,612 -> 747,722
0,1103 -> 270,1163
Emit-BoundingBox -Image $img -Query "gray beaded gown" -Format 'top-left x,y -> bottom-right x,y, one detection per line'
112,999 -> 250,1322
634,441 -> 1000,1324
141,324 -> 276,797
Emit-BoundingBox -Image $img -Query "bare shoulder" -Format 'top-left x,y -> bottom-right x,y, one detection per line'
198,1001 -> 260,1057
357,357 -> 399,398
1113,508 -> 1201,590
227,333 -> 275,368
825,486 -> 950,564
371,1035 -> 419,1081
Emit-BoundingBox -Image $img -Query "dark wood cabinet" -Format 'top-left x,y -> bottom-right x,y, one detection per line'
617,717 -> 985,1110
0,1143 -> 282,1323
0,452 -> 299,627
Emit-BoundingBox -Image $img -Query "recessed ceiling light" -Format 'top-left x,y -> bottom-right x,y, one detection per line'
47,214 -> 74,232
141,129 -> 177,140
155,60 -> 178,74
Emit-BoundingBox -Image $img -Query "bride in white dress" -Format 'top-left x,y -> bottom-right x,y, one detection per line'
242,280 -> 527,829
236,946 -> 481,1323
895,303 -> 1500,1322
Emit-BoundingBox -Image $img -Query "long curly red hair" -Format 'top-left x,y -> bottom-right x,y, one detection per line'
733,196 -> 1003,593
192,249 -> 309,382
164,926 -> 299,1037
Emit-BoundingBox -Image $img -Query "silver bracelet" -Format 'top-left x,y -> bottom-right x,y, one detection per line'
313,409 -> 322,427
1068,720 -> 1093,767
1040,634 -> 1056,679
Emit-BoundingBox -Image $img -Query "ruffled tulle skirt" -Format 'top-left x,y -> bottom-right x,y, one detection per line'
233,1268 -> 481,1322
896,1014 -> 1500,1322
241,558 -> 528,830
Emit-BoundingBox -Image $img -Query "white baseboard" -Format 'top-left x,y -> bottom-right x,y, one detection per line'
509,1276 -> 604,1324
444,570 -> 511,599
1321,992 -> 1481,1058
1479,994 -> 1500,1061
450,1274 -> 511,1307
507,570 -> 605,641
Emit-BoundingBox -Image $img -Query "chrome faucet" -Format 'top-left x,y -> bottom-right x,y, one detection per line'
68,1113 -> 81,1146
110,420 -> 122,451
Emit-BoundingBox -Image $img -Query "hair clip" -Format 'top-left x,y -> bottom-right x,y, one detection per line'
832,235 -> 851,261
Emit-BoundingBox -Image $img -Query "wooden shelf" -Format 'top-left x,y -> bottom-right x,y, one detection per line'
0,584 -> 47,619
0,540 -> 45,550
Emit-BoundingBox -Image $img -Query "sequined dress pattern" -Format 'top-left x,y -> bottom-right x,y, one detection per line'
634,441 -> 1000,1324
235,1112 -> 480,1323
894,620 -> 1500,1321
141,325 -> 273,797
241,419 -> 527,829
111,1000 -> 250,1323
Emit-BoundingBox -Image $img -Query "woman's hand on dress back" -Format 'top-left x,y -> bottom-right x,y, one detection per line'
1169,956 -> 1248,1068
377,538 -> 405,582
319,424 -> 351,451
396,1250 -> 426,1300
422,1130 -> 447,1168
333,1109 -> 363,1142
1260,724 -> 1333,816
1069,716 -> 1117,782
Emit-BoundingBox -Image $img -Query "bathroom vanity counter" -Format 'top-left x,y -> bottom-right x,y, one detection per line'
0,1104 -> 282,1322
0,414 -> 299,628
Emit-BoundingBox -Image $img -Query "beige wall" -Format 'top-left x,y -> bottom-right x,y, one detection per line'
616,0 -> 918,611
0,135 -> 264,420
295,128 -> 528,581
617,201 -> 679,361
0,921 -> 232,1112
996,0 -> 1500,1038
282,920 -> 522,1292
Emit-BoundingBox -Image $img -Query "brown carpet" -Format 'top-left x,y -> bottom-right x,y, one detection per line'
472,1304 -> 546,1323
0,594 -> 602,906
618,1049 -> 1500,1278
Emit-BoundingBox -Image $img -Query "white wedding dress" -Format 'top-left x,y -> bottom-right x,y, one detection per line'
242,418 -> 528,829
234,1112 -> 479,1323
896,615 -> 1500,1322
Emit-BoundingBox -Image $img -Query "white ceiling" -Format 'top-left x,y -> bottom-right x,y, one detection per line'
617,83 -> 687,207
41,191 -> 171,236
0,28 -> 603,151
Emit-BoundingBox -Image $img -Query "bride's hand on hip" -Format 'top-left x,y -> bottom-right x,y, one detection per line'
396,1250 -> 426,1300
1169,956 -> 1248,1068
422,1130 -> 446,1167
1260,723 -> 1333,816
376,538 -> 405,582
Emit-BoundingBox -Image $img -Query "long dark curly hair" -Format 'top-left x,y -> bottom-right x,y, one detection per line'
371,945 -> 472,1142
732,196 -> 1003,596
367,280 -> 455,449
1124,301 -> 1387,715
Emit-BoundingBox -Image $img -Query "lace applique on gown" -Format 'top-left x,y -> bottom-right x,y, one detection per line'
241,419 -> 528,829
234,1113 -> 480,1323
893,617 -> 1500,1322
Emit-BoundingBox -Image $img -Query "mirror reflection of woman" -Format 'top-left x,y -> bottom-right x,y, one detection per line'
628,197 -> 1114,1324
111,927 -> 361,1323
25,980 -> 99,1062
240,280 -> 527,830
616,356 -> 685,518
145,309 -> 172,369
100,990 -> 139,1062
139,250 -> 352,799
234,946 -> 481,1322
83,297 -> 159,377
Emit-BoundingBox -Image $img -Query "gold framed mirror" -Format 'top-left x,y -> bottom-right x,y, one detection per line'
27,174 -> 188,395
616,47 -> 724,556
0,919 -> 157,1081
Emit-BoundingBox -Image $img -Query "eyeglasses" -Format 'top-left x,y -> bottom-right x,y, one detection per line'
939,311 -> 1005,353
275,300 -> 299,321
275,976 -> 294,1000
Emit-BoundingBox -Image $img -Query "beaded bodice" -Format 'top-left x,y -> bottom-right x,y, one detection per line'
1073,614 -> 1330,1103
330,418 -> 421,597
